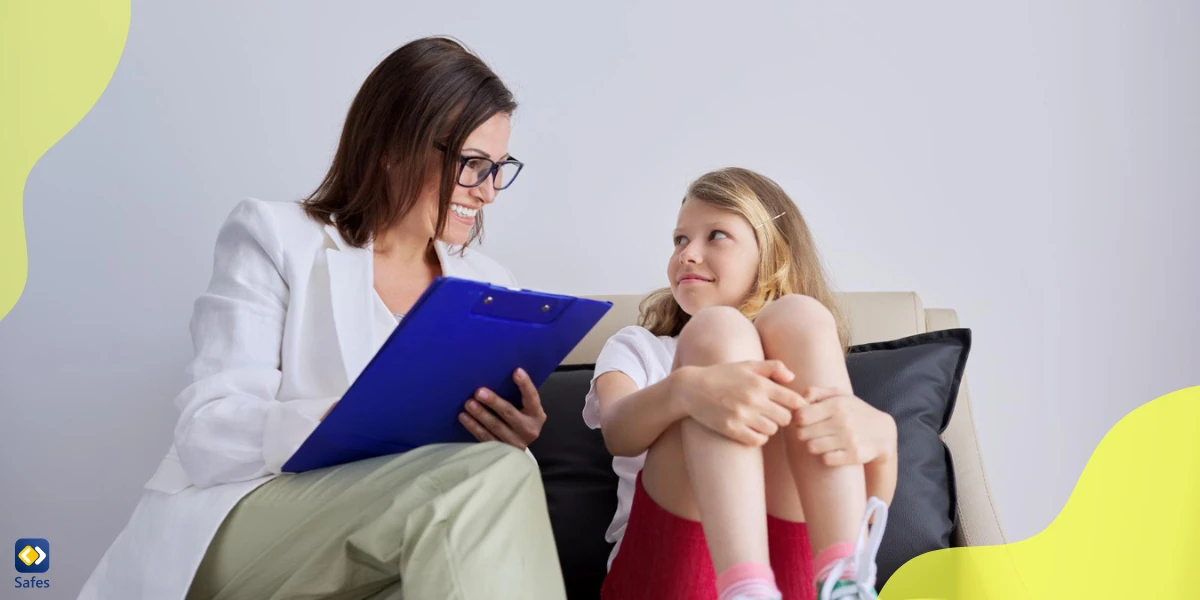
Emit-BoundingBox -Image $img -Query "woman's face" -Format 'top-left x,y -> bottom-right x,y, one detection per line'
667,198 -> 761,315
413,113 -> 513,246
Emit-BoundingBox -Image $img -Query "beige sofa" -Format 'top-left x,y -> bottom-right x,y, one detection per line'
562,291 -> 1007,548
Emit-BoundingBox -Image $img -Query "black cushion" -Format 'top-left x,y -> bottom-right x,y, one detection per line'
529,366 -> 618,600
845,328 -> 969,587
531,329 -> 970,598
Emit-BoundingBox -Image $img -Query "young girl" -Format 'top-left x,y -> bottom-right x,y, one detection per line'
584,168 -> 899,600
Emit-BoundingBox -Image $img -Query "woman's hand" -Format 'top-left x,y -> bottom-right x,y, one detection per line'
458,368 -> 547,450
794,386 -> 897,467
674,361 -> 807,446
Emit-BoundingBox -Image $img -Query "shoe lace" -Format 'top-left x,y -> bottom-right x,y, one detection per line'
820,496 -> 889,600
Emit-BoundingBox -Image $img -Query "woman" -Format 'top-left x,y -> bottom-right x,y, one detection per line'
78,37 -> 566,600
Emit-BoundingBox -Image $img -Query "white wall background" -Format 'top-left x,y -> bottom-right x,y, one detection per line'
2,1 -> 1198,597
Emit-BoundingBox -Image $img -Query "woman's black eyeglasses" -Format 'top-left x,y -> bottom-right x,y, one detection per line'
434,142 -> 524,190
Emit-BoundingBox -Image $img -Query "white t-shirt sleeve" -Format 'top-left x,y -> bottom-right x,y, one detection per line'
582,326 -> 656,430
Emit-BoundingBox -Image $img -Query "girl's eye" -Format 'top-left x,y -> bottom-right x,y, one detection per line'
710,230 -> 729,241
674,235 -> 689,246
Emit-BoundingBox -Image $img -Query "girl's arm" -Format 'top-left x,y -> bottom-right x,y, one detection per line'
596,360 -> 805,456
593,368 -> 693,457
796,386 -> 899,506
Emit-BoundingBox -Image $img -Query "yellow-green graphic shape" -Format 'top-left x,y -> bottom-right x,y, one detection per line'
882,385 -> 1200,599
2,4 -> 1198,596
0,1 -> 130,321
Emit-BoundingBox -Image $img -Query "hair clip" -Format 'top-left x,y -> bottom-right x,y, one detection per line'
755,212 -> 784,229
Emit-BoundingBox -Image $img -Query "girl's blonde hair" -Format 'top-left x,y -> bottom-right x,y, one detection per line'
639,167 -> 850,350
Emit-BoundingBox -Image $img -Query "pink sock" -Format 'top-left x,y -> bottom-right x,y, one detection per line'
716,562 -> 780,600
813,542 -> 857,582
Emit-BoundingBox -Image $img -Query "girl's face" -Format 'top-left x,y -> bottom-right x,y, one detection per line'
668,198 -> 761,316
411,112 -> 513,245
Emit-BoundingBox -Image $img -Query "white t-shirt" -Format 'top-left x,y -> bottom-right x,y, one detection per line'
582,325 -> 680,570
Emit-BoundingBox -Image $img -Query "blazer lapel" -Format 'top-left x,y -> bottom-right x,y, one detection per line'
324,225 -> 376,384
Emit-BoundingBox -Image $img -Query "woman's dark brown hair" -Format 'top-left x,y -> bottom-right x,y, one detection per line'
302,36 -> 517,248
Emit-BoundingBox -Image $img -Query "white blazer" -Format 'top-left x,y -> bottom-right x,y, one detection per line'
77,198 -> 520,600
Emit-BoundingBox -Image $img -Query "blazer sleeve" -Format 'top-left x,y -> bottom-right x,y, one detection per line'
172,199 -> 332,488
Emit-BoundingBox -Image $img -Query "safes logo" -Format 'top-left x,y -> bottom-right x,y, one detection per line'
14,539 -> 50,590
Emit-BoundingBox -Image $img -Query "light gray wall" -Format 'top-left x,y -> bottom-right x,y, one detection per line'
2,1 -> 1198,597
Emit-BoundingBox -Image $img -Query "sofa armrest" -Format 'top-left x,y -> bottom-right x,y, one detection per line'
925,308 -> 1007,547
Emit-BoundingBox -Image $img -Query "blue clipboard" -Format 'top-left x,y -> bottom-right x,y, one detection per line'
281,277 -> 613,473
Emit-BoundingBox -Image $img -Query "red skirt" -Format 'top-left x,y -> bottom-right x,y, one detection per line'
601,471 -> 816,600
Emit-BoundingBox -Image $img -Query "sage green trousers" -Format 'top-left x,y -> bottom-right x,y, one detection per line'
185,442 -> 567,600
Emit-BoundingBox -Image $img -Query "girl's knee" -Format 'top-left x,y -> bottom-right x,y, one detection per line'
676,306 -> 758,358
755,294 -> 837,340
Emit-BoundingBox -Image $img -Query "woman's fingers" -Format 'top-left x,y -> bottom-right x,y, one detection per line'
474,388 -> 523,423
458,412 -> 496,442
512,369 -> 545,418
476,383 -> 542,444
464,399 -> 526,448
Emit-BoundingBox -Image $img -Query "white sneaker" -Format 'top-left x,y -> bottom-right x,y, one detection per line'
816,496 -> 889,600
